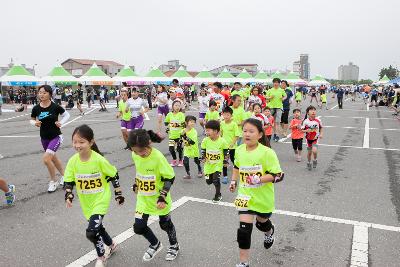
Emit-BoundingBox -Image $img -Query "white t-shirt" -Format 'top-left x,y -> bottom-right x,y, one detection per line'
198,95 -> 210,113
127,97 -> 148,118
157,92 -> 169,107
210,93 -> 225,112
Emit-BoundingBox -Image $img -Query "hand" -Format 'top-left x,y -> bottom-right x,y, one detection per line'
55,121 -> 62,128
132,184 -> 138,194
66,199 -> 72,208
115,195 -> 125,205
157,201 -> 166,210
140,110 -> 145,116
246,174 -> 261,185
125,108 -> 129,113
116,113 -> 120,119
35,120 -> 42,127
229,180 -> 237,192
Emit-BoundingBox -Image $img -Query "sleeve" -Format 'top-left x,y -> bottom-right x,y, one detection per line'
100,156 -> 118,177
57,104 -> 66,115
265,149 -> 282,174
158,153 -> 175,179
201,138 -> 206,149
234,124 -> 241,137
282,90 -> 287,98
164,113 -> 170,123
205,112 -> 209,120
64,158 -> 75,183
142,99 -> 149,108
31,105 -> 38,118
233,148 -> 240,168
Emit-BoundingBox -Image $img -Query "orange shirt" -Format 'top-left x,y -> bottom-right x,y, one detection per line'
290,118 -> 304,139
264,115 -> 274,136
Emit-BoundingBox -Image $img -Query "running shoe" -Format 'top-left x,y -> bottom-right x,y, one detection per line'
274,135 -> 280,142
143,241 -> 163,262
183,175 -> 192,180
212,194 -> 222,203
307,162 -> 312,171
197,172 -> 203,178
94,256 -> 106,267
296,155 -> 301,162
177,160 -> 184,167
47,181 -> 58,193
263,225 -> 275,249
124,145 -> 131,151
5,184 -> 15,205
165,243 -> 180,261
59,176 -> 64,187
312,160 -> 318,168
236,263 -> 250,267
170,160 -> 177,167
222,176 -> 228,184
105,242 -> 118,259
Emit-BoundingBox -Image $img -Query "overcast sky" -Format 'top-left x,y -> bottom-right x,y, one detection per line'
1,0 -> 399,80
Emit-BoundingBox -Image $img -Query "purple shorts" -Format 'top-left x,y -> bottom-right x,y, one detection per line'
157,105 -> 169,117
199,112 -> 206,119
131,115 -> 144,129
120,120 -> 132,131
41,135 -> 63,154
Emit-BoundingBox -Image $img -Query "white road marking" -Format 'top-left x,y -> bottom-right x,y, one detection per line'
61,108 -> 96,128
65,196 -> 190,267
335,108 -> 392,113
278,133 -> 291,143
0,113 -> 30,122
142,107 -> 150,121
363,118 -> 370,148
366,104 -> 370,111
321,115 -> 397,121
350,225 -> 369,267
329,98 -> 350,110
280,141 -> 400,152
0,154 -> 3,159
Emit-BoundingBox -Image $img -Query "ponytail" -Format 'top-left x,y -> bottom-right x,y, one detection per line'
91,142 -> 103,156
128,129 -> 165,149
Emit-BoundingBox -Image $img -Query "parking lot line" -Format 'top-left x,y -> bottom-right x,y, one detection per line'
0,113 -> 29,122
363,118 -> 370,148
350,225 -> 369,267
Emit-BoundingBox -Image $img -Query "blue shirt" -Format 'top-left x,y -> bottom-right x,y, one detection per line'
336,88 -> 345,98
282,88 -> 293,110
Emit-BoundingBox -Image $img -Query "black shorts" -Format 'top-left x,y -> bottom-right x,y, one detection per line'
292,138 -> 303,151
238,210 -> 272,219
281,109 -> 289,124
371,95 -> 378,102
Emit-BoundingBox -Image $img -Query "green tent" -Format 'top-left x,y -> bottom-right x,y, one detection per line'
195,69 -> 214,78
171,66 -> 191,78
254,70 -> 268,80
42,65 -> 78,85
144,67 -> 170,83
145,67 -> 167,78
309,75 -> 330,86
115,65 -> 138,77
217,68 -> 235,78
0,64 -> 39,85
236,69 -> 252,79
79,63 -> 114,85
271,71 -> 284,80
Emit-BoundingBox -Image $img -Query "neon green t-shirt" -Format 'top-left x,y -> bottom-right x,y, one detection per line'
165,112 -> 185,139
234,143 -> 282,213
181,128 -> 199,158
244,86 -> 251,99
231,90 -> 245,108
232,106 -> 251,138
321,94 -> 327,103
118,100 -> 132,121
205,110 -> 220,121
295,91 -> 302,101
64,151 -> 117,220
132,148 -> 175,216
266,88 -> 287,109
220,120 -> 240,149
201,136 -> 228,175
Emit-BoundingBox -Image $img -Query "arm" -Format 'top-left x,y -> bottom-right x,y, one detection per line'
106,172 -> 125,205
58,111 -> 70,127
181,132 -> 196,145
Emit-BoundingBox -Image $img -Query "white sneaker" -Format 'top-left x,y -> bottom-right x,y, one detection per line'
47,181 -> 58,193
59,176 -> 64,186
94,256 -> 106,267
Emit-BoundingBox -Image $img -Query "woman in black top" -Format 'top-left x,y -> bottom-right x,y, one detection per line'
30,85 -> 70,193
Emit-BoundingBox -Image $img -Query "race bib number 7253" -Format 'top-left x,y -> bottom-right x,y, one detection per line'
76,173 -> 104,194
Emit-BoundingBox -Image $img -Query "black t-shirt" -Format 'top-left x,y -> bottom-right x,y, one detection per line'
31,102 -> 65,140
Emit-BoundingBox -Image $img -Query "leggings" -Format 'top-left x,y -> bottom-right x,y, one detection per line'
223,149 -> 235,176
86,214 -> 113,257
205,172 -> 221,196
134,213 -> 178,246
183,156 -> 202,175
169,139 -> 183,161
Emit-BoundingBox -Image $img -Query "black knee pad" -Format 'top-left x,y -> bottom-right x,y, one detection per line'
86,229 -> 99,243
256,219 -> 272,232
212,177 -> 220,186
159,218 -> 173,232
205,176 -> 213,185
237,222 -> 253,249
133,223 -> 148,235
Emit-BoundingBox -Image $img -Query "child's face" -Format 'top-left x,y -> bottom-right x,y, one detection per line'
222,112 -> 232,121
243,123 -> 262,146
253,105 -> 261,114
308,109 -> 316,118
210,105 -> 216,111
233,97 -> 242,107
187,120 -> 196,128
173,102 -> 181,112
205,128 -> 219,139
72,134 -> 93,154
264,109 -> 271,116
132,146 -> 152,158
294,111 -> 301,118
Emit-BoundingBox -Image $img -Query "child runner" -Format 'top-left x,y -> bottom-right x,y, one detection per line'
198,88 -> 210,133
201,120 -> 229,202
251,103 -> 269,129
301,105 -> 323,170
295,88 -> 302,107
210,82 -> 225,113
126,87 -> 149,130
181,115 -> 202,179
263,107 -> 274,142
0,177 -> 15,205
64,125 -> 124,267
165,100 -> 185,167
30,85 -> 70,192
290,109 -> 304,162
205,100 -> 220,123
320,92 -> 328,110
229,118 -> 284,267
220,106 -> 240,184
128,129 -> 180,262
116,88 -> 132,150
156,85 -> 169,133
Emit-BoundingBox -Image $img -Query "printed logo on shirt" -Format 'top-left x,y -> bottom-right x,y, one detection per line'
38,111 -> 51,120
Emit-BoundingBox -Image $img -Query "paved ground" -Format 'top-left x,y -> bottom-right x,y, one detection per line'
0,94 -> 399,267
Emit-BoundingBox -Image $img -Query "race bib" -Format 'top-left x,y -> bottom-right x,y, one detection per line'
76,173 -> 104,195
169,120 -> 182,130
168,139 -> 176,147
205,150 -> 221,164
136,174 -> 156,196
234,195 -> 251,211
238,165 -> 263,188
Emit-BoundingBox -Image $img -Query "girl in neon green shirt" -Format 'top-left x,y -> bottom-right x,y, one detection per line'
229,118 -> 284,267
181,115 -> 202,179
128,129 -> 180,262
165,100 -> 185,167
64,125 -> 125,267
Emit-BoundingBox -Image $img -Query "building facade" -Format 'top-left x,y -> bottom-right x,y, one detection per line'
338,62 -> 359,81
159,60 -> 187,72
61,58 -> 124,77
293,54 -> 310,80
